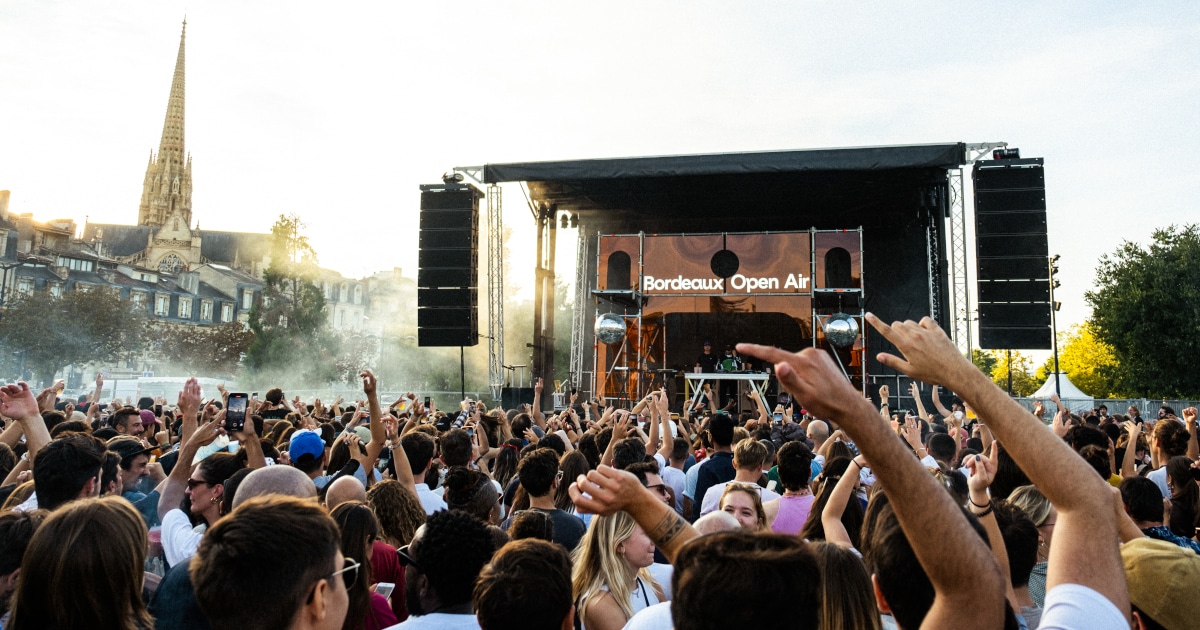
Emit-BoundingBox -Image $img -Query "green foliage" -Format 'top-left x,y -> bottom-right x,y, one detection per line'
149,321 -> 254,378
989,350 -> 1039,397
0,289 -> 147,384
971,349 -> 997,379
1034,323 -> 1124,398
246,214 -> 336,385
1086,224 -> 1200,397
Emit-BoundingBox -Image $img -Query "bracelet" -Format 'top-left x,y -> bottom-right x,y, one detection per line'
968,496 -> 990,510
970,500 -> 994,518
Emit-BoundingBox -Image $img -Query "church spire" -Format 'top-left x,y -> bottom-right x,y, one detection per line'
138,20 -> 193,229
158,20 -> 186,167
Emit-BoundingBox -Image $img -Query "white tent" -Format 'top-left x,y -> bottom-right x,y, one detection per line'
1031,373 -> 1094,411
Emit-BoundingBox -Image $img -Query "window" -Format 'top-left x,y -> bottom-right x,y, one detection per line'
56,257 -> 94,272
340,283 -> 349,302
242,289 -> 253,310
131,291 -> 147,307
323,282 -> 331,299
337,310 -> 344,327
49,284 -> 62,297
179,297 -> 192,318
155,294 -> 170,316
221,304 -> 233,323
200,300 -> 213,321
353,285 -> 362,305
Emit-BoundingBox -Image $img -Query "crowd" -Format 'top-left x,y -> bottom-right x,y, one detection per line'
0,314 -> 1198,629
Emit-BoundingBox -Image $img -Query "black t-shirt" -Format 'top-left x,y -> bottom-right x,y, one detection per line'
696,351 -> 718,373
501,507 -> 586,552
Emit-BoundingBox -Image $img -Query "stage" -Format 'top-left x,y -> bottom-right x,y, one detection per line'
470,143 -> 976,408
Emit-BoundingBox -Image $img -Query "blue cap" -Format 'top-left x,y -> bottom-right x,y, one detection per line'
703,341 -> 712,346
289,430 -> 325,462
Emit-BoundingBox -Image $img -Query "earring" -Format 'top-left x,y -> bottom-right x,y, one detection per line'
210,496 -> 220,505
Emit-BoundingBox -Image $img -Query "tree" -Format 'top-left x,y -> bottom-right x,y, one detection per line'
149,321 -> 254,377
1034,323 -> 1124,398
971,349 -> 997,379
1086,224 -> 1200,397
245,214 -> 336,385
989,350 -> 1039,397
0,289 -> 147,384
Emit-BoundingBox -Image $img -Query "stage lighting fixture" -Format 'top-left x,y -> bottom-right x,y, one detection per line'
992,148 -> 1021,160
442,171 -> 465,184
561,214 -> 569,229
570,214 -> 578,228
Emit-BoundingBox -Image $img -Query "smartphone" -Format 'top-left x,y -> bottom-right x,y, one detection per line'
225,393 -> 249,432
251,392 -> 259,400
154,404 -> 162,416
424,396 -> 431,408
374,582 -> 395,601
773,412 -> 783,425
468,401 -> 477,414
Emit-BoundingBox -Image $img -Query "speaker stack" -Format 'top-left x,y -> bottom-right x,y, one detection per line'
417,185 -> 481,347
974,156 -> 1052,350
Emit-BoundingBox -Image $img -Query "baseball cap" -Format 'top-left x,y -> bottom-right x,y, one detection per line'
139,409 -> 158,427
1122,537 -> 1200,630
106,436 -> 153,465
289,430 -> 326,462
703,341 -> 712,346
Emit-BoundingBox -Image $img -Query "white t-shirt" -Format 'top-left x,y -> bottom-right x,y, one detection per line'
416,485 -> 448,515
1037,583 -> 1127,630
1147,466 -> 1171,499
699,481 -> 780,516
385,612 -> 480,629
161,508 -> 206,567
623,601 -> 673,630
653,454 -> 686,513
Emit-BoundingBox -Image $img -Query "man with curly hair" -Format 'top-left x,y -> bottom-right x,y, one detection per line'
388,509 -> 497,629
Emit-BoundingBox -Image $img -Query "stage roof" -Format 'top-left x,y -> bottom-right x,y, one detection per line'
481,143 -> 967,183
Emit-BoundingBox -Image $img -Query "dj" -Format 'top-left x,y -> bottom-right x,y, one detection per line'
695,341 -> 719,373
717,345 -> 742,405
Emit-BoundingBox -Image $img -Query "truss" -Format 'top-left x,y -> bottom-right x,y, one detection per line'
486,184 -> 504,399
569,230 -> 590,395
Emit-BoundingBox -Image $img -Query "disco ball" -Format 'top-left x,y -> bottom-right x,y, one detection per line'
822,313 -> 860,348
595,313 -> 627,345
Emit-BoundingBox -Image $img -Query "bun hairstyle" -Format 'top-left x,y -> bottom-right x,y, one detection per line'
444,466 -> 498,522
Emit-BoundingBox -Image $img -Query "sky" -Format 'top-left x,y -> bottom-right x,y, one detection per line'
1,1 -> 1197,346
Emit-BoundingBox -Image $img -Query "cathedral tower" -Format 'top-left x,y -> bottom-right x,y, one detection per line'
138,20 -> 192,229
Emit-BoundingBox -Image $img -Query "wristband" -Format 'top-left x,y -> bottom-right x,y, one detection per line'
970,499 -> 994,517
968,496 -> 990,509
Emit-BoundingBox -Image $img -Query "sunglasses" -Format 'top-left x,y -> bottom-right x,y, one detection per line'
186,478 -> 210,490
397,545 -> 422,573
331,557 -> 360,589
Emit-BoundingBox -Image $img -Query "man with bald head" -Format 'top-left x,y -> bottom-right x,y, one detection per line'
232,465 -> 319,509
324,476 -> 367,510
151,464 -> 321,629
806,420 -> 830,472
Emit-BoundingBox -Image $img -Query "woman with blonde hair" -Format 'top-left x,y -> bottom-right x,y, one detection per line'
9,496 -> 152,629
571,511 -> 666,630
1006,484 -> 1055,608
366,479 -> 425,548
719,483 -> 768,531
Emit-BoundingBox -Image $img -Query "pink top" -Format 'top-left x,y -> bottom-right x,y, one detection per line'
364,592 -> 398,630
770,494 -> 815,536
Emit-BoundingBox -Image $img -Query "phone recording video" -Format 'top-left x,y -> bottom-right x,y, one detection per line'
225,393 -> 249,433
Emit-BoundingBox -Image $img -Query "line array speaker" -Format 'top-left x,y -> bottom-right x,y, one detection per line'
974,158 -> 1052,350
418,185 -> 481,347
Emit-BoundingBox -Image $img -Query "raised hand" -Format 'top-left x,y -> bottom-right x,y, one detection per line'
569,465 -> 647,516
360,369 -> 378,397
964,441 -> 998,495
0,382 -> 41,421
178,377 -> 202,418
737,343 -> 871,430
